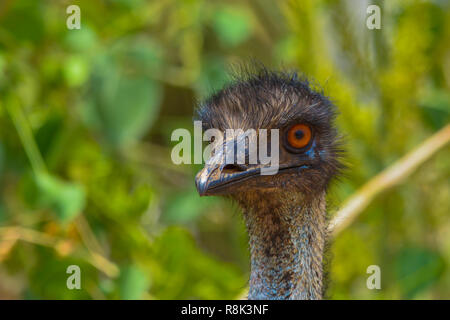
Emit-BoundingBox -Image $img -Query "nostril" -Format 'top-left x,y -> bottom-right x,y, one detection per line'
222,164 -> 247,173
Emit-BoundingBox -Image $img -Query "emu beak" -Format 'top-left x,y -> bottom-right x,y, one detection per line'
195,162 -> 222,196
195,135 -> 262,196
195,161 -> 261,196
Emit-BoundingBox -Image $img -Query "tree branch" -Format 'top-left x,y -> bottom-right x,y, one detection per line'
329,124 -> 450,236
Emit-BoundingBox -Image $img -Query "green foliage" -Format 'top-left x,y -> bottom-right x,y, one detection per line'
0,0 -> 448,300
394,247 -> 445,298
33,171 -> 86,223
213,6 -> 253,47
150,227 -> 244,299
119,264 -> 150,300
26,252 -> 93,300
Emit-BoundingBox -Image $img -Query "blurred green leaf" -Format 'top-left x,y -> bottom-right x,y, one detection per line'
212,6 -> 252,47
63,55 -> 90,87
196,56 -> 229,97
163,190 -> 217,223
34,171 -> 86,223
119,264 -> 150,300
394,247 -> 445,298
35,115 -> 63,158
123,40 -> 164,73
64,27 -> 98,52
82,51 -> 162,147
419,88 -> 450,129
99,278 -> 116,295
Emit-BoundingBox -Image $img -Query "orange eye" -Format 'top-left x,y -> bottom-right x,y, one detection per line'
286,124 -> 312,149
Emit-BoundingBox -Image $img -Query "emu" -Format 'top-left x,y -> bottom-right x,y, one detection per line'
195,68 -> 343,300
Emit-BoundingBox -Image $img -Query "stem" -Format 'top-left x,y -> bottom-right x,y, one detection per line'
4,97 -> 46,173
329,123 -> 450,236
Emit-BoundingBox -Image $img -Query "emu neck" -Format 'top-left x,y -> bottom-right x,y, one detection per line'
239,192 -> 327,300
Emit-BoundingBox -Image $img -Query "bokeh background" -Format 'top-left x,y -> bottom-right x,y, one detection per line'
0,0 -> 449,299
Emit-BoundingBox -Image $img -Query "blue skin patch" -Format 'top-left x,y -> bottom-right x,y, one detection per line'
295,140 -> 322,172
304,140 -> 316,159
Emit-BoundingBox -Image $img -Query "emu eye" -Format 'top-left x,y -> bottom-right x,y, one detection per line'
286,124 -> 312,150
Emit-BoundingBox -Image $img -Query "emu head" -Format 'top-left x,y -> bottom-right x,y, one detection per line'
195,69 -> 342,201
